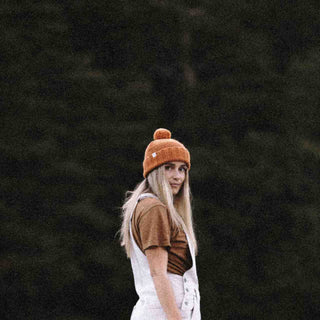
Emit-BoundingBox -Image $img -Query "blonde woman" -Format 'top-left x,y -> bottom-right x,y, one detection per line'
120,128 -> 201,320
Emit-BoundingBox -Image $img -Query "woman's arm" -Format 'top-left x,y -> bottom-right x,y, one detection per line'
145,246 -> 182,320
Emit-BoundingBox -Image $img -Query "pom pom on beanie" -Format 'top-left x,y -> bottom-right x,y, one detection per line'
143,128 -> 190,178
153,128 -> 171,140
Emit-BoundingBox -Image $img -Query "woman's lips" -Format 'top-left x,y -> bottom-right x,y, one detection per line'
170,184 -> 180,188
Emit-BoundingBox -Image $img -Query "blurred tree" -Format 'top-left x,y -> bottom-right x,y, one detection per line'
282,48 -> 320,139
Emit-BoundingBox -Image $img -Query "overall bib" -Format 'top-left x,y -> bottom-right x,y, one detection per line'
129,193 -> 201,320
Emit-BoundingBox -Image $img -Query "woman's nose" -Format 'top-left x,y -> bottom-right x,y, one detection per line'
173,169 -> 182,179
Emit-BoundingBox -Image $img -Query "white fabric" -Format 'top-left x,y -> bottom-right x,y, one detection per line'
129,193 -> 201,320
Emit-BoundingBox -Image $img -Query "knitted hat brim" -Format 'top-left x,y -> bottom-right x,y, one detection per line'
143,146 -> 190,178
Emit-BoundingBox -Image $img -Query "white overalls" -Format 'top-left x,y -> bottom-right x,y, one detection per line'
129,193 -> 201,320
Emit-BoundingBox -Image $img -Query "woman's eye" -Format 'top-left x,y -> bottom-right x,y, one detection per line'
165,166 -> 171,170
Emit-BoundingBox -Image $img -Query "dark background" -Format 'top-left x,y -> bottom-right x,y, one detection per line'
1,1 -> 320,319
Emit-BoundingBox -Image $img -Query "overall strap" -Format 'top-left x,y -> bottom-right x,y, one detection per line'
138,193 -> 159,202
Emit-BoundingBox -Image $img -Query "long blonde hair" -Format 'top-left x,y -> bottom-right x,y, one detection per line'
120,165 -> 198,257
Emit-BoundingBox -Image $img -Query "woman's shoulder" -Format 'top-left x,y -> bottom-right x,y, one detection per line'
135,197 -> 171,229
136,196 -> 166,214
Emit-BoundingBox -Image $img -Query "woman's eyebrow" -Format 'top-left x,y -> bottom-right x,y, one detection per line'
166,162 -> 187,168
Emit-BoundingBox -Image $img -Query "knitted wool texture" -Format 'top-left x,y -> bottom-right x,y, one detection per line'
143,128 -> 191,178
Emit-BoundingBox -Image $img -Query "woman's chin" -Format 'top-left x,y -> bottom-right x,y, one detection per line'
171,188 -> 180,196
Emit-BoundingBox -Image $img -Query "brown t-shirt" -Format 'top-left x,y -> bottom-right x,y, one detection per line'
131,197 -> 192,276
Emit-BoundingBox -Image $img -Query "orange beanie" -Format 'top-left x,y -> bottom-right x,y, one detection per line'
143,128 -> 190,178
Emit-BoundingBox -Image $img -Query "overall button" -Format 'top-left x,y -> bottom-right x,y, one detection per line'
184,279 -> 187,283
186,288 -> 189,292
185,301 -> 188,306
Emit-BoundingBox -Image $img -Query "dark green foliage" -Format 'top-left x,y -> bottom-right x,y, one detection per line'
192,132 -> 320,319
1,0 -> 320,319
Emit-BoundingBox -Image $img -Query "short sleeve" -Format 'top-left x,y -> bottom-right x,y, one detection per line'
138,205 -> 172,252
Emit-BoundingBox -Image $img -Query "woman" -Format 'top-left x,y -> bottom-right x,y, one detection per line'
120,128 -> 201,320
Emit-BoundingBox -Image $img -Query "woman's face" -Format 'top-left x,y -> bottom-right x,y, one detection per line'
163,161 -> 187,196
